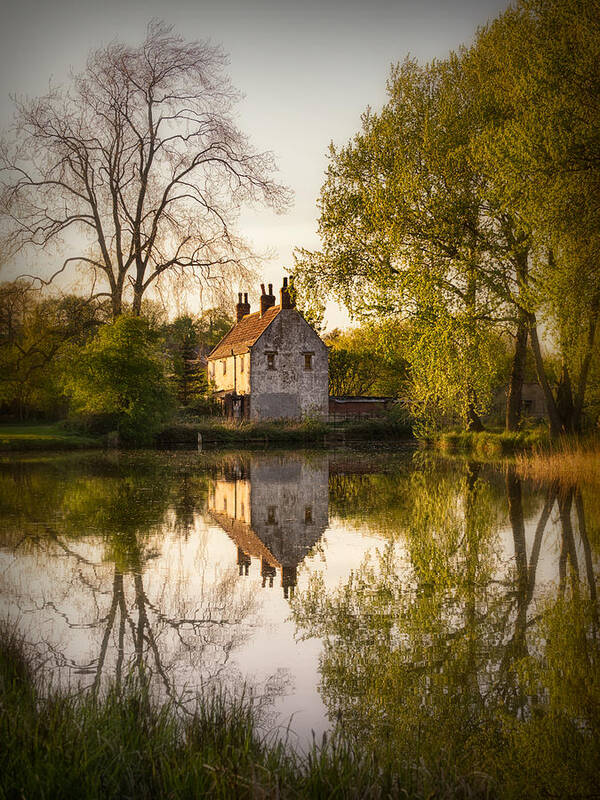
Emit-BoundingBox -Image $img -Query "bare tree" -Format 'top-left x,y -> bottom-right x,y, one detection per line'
0,21 -> 290,318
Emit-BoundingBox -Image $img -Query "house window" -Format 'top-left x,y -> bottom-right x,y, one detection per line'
304,353 -> 313,371
267,506 -> 276,524
240,355 -> 244,373
304,505 -> 313,524
222,360 -> 227,375
267,353 -> 276,370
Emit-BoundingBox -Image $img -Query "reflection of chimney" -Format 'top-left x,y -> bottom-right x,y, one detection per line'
282,565 -> 297,599
260,283 -> 276,317
237,547 -> 251,576
280,276 -> 294,309
236,291 -> 250,322
261,558 -> 276,588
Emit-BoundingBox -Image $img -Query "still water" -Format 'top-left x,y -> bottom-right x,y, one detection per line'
1,449 -> 598,771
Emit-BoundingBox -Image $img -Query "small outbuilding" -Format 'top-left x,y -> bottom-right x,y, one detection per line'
207,278 -> 328,420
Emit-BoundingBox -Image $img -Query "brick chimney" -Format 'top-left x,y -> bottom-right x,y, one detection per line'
280,276 -> 294,309
236,292 -> 250,321
260,283 -> 276,317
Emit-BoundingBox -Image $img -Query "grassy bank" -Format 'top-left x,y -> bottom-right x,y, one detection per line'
0,423 -> 101,452
0,415 -> 413,452
156,414 -> 413,448
516,437 -> 600,486
0,623 -> 411,800
429,427 -> 549,457
2,617 -> 599,800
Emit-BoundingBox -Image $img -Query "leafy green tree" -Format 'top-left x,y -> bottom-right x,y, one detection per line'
160,308 -> 233,410
468,0 -> 600,433
325,323 -> 408,397
197,308 -> 235,351
293,57 -> 527,433
66,315 -> 174,443
0,282 -> 107,419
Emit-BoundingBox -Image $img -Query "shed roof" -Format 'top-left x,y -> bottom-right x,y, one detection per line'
208,305 -> 281,359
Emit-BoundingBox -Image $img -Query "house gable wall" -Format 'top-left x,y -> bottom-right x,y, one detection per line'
249,309 -> 328,420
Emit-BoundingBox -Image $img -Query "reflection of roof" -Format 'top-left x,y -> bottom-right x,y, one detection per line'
208,306 -> 281,359
209,512 -> 280,568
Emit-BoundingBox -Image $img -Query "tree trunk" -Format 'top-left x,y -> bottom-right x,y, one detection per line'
556,361 -> 575,433
132,291 -> 143,316
111,294 -> 123,320
528,313 -> 562,437
506,311 -> 528,431
572,295 -> 599,432
466,402 -> 485,432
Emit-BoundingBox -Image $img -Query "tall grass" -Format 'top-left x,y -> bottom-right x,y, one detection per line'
516,436 -> 600,486
0,622 -> 412,799
431,427 -> 549,457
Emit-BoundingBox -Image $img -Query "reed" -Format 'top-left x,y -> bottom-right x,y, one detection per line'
516,436 -> 600,486
0,623 -> 409,799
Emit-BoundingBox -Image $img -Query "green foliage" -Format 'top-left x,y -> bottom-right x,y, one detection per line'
0,281 -> 107,420
161,309 -> 234,411
294,0 -> 600,435
66,316 -> 174,445
162,315 -> 209,406
467,0 -> 600,433
196,308 -> 235,350
325,322 -> 408,397
293,56 -> 518,431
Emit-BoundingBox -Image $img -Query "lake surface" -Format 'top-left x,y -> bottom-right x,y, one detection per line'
1,448 -> 598,782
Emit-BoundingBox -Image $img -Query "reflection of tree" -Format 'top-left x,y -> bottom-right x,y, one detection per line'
0,454 -> 256,699
292,462 -> 600,796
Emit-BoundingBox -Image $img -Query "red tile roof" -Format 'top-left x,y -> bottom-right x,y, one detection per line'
208,305 -> 281,359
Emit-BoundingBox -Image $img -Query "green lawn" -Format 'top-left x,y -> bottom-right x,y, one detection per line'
0,423 -> 100,450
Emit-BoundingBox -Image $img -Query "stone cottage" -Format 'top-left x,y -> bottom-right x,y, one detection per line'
207,278 -> 328,420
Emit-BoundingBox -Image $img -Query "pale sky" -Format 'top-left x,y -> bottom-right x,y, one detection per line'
0,0 -> 509,327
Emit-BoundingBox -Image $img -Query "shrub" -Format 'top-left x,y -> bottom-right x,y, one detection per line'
66,316 -> 175,445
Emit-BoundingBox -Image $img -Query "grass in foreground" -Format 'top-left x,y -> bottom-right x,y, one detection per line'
516,436 -> 600,486
0,623 -> 411,800
2,596 -> 599,800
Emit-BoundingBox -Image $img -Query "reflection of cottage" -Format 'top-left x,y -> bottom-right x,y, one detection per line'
208,454 -> 328,598
207,279 -> 328,420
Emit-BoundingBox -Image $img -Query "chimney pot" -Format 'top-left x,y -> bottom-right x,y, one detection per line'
280,276 -> 294,309
244,293 -> 248,303
260,281 -> 276,316
236,290 -> 251,322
